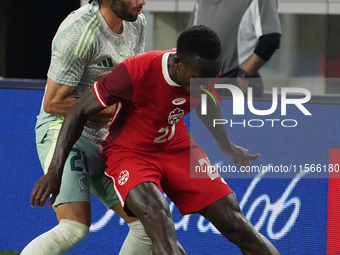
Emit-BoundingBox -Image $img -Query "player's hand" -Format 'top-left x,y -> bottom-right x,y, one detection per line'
237,76 -> 249,96
30,170 -> 62,208
223,144 -> 260,176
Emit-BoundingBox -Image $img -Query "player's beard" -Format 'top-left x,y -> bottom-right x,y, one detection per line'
110,0 -> 140,22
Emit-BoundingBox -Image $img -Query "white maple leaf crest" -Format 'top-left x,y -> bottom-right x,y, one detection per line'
168,108 -> 184,125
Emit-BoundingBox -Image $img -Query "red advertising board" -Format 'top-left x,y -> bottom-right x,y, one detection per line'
327,149 -> 340,255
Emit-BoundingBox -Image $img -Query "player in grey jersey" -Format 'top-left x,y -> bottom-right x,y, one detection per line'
21,0 -> 152,254
189,0 -> 281,98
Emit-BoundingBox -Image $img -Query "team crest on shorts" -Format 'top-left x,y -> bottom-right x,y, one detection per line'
118,170 -> 129,185
168,107 -> 184,125
78,175 -> 89,191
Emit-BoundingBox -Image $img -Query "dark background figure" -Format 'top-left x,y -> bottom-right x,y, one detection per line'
188,0 -> 282,98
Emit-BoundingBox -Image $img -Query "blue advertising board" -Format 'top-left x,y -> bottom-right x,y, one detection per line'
0,88 -> 338,254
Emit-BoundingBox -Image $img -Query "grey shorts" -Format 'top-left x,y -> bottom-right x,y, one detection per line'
35,118 -> 119,209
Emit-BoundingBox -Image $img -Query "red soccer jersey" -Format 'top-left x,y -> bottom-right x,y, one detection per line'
93,50 -> 200,157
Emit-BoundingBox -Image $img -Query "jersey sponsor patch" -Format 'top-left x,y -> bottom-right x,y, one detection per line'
172,98 -> 186,105
168,107 -> 184,125
118,170 -> 129,185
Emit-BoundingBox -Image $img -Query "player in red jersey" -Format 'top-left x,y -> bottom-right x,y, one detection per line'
31,26 -> 280,255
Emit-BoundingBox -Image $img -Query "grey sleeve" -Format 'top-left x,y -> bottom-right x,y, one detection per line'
258,0 -> 282,35
47,29 -> 88,87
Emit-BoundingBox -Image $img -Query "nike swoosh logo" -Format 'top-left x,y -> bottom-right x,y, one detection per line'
172,98 -> 186,105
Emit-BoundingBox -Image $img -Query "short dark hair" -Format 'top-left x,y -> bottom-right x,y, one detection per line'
88,0 -> 94,3
177,25 -> 222,77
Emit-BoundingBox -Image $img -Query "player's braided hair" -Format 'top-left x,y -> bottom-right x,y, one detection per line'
177,25 -> 222,76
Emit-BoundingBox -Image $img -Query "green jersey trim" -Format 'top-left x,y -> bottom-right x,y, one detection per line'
75,15 -> 101,58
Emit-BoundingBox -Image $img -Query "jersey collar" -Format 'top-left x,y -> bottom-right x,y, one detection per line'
162,52 -> 181,87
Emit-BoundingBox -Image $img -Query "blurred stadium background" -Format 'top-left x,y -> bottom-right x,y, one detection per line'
1,0 -> 340,254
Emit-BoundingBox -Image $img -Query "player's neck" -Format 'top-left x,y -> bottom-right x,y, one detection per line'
168,53 -> 180,85
99,4 -> 124,34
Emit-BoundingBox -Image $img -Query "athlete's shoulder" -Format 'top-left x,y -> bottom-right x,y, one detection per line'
123,50 -> 163,66
52,3 -> 99,46
122,50 -> 167,74
127,49 -> 175,62
134,13 -> 147,28
117,50 -> 167,82
55,4 -> 95,36
124,13 -> 146,37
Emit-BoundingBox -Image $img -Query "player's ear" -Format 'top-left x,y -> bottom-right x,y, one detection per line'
174,55 -> 182,70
